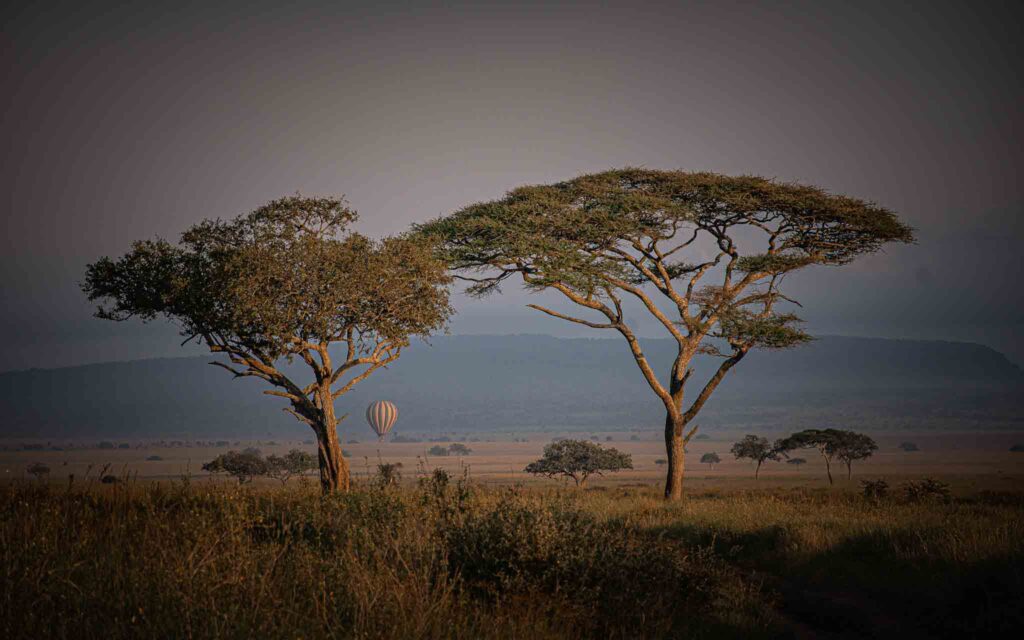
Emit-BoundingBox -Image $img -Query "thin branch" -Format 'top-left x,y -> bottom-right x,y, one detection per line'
526,304 -> 617,329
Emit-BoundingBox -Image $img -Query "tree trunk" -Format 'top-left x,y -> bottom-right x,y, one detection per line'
846,461 -> 852,480
755,460 -> 762,479
824,457 -> 833,485
663,412 -> 685,500
314,426 -> 349,493
311,387 -> 350,493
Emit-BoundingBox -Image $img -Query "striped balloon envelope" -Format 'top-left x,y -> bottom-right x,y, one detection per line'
365,400 -> 399,441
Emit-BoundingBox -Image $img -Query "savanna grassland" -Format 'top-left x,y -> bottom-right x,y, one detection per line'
2,462 -> 1023,640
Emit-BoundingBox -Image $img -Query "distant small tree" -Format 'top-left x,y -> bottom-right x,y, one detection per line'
694,434 -> 711,441
202,450 -> 268,484
655,458 -> 667,465
899,442 -> 920,452
786,457 -> 807,466
447,443 -> 472,456
265,449 -> 317,485
98,441 -> 115,450
26,462 -> 50,480
525,440 -> 632,488
776,428 -> 877,484
146,455 -> 163,461
834,432 -> 878,479
427,445 -> 449,457
1009,444 -> 1024,453
700,452 -> 721,470
730,435 -> 781,479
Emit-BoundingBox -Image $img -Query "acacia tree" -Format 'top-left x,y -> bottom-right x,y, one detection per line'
700,452 -> 721,470
730,435 -> 781,479
525,439 -> 632,487
418,169 -> 912,499
202,450 -> 268,484
83,196 -> 452,493
266,449 -> 317,485
776,428 -> 877,484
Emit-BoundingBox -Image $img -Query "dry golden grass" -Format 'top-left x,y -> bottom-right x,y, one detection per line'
2,466 -> 1022,639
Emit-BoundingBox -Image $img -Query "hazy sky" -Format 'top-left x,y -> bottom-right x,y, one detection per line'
2,0 -> 1022,370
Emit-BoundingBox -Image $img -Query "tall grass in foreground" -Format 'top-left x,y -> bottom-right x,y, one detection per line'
1,477 -> 1021,639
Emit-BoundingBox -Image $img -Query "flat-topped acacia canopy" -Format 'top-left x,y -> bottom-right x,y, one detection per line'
418,168 -> 913,499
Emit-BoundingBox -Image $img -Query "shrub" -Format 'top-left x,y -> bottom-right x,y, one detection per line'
376,462 -> 403,487
100,475 -> 121,484
202,450 -> 268,484
861,478 -> 890,500
899,442 -> 920,452
26,462 -> 50,479
428,445 -> 449,456
440,489 -> 748,637
655,459 -> 667,465
447,443 -> 472,456
146,455 -> 163,461
902,478 -> 951,502
1010,444 -> 1024,452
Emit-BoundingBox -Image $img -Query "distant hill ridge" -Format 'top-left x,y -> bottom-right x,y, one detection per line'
1,335 -> 1020,437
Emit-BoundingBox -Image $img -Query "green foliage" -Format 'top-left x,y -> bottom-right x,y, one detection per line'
428,445 -> 449,457
447,443 -> 472,456
525,439 -> 632,487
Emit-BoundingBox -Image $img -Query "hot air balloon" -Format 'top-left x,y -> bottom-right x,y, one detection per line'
366,400 -> 398,441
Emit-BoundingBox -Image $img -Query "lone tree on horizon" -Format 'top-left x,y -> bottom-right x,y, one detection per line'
83,196 -> 452,493
419,169 -> 912,499
525,439 -> 632,488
